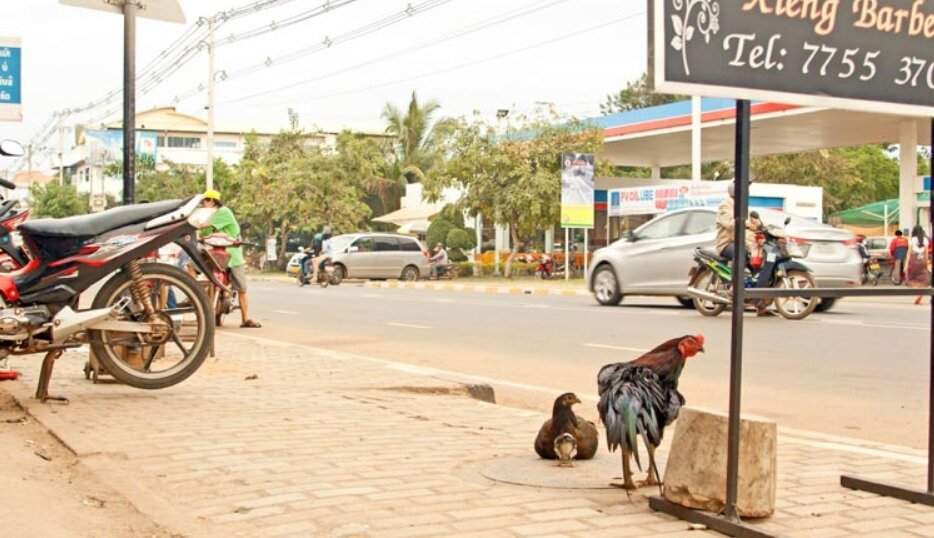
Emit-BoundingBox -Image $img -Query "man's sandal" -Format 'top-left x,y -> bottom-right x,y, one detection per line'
240,320 -> 262,328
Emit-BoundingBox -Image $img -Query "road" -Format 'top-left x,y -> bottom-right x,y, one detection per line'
243,280 -> 931,449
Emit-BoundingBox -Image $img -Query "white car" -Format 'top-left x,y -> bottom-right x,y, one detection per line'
586,207 -> 862,312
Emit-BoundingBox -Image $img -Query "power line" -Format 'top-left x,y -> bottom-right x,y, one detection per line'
236,11 -> 644,109
219,0 -> 571,106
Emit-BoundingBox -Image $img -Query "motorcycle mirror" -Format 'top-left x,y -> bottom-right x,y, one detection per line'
0,178 -> 15,190
0,140 -> 25,157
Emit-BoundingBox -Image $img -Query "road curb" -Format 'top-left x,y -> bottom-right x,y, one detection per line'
363,280 -> 590,297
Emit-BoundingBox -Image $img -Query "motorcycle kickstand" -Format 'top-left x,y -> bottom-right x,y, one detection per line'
35,349 -> 68,404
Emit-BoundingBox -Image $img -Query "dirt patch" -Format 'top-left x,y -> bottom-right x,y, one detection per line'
0,388 -> 176,537
374,384 -> 496,403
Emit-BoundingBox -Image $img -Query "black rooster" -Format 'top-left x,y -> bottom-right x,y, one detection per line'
597,334 -> 704,490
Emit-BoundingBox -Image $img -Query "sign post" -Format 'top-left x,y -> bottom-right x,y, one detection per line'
647,1 -> 934,535
60,1 -> 185,205
0,37 -> 22,123
560,152 -> 595,280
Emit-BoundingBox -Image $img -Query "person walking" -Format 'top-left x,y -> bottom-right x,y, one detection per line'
201,190 -> 262,328
906,225 -> 931,304
888,229 -> 910,284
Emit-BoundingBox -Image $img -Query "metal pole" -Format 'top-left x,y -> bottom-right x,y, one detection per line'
584,228 -> 589,277
206,16 -> 215,191
692,96 -> 701,182
564,228 -> 569,281
122,1 -> 137,205
928,116 -> 933,494
725,99 -> 751,522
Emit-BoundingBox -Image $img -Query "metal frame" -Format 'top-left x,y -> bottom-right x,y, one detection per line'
649,497 -> 788,538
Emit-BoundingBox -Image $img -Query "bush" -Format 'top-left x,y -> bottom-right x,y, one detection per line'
446,228 -> 476,262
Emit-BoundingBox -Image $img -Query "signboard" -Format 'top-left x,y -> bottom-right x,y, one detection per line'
0,37 -> 22,122
85,130 -> 158,166
59,0 -> 186,23
608,181 -> 729,216
265,237 -> 278,261
652,0 -> 934,116
560,153 -> 595,228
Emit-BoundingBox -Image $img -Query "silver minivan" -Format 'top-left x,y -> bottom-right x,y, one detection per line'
329,233 -> 429,282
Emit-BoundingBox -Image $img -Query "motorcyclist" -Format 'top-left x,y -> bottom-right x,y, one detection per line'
299,230 -> 324,282
715,182 -> 772,316
428,242 -> 449,279
310,226 -> 333,283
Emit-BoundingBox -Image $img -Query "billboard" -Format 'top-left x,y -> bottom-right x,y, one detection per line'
85,130 -> 158,166
652,0 -> 934,116
560,153 -> 595,228
608,181 -> 729,216
0,37 -> 22,122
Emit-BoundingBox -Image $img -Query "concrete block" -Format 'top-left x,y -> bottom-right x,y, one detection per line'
662,406 -> 777,518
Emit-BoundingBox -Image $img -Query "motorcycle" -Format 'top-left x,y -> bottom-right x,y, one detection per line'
686,225 -> 819,320
429,263 -> 459,280
535,255 -> 555,279
861,256 -> 883,286
199,233 -> 242,326
298,255 -> 339,287
0,140 -> 223,401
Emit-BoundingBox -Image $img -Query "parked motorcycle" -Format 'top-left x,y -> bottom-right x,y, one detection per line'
200,233 -> 242,326
535,255 -> 555,279
686,225 -> 819,320
0,140 -> 223,401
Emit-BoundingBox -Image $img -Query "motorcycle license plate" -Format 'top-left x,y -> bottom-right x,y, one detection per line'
869,262 -> 880,271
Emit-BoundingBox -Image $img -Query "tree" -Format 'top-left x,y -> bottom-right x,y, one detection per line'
382,91 -> 456,184
30,182 -> 89,218
600,73 -> 687,115
425,111 -> 609,277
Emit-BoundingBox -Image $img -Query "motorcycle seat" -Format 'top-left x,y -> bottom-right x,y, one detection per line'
19,199 -> 184,239
697,248 -> 728,263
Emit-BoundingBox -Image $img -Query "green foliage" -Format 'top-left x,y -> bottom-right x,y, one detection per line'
424,109 -> 608,276
29,181 -> 89,218
426,219 -> 454,249
600,73 -> 687,115
135,159 -> 204,202
445,228 -> 475,262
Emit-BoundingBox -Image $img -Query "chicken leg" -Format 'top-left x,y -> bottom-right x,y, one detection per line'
612,447 -> 638,490
637,444 -> 663,494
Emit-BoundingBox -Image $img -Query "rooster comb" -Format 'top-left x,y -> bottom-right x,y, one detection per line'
692,334 -> 705,344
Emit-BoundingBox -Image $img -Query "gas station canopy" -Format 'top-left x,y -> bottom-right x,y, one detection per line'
594,98 -> 932,168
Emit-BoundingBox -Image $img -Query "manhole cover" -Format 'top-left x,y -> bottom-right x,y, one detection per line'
481,454 -> 665,489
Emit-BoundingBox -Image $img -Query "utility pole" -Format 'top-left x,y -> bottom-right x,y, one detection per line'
122,0 -> 137,205
58,114 -> 65,185
205,15 -> 215,191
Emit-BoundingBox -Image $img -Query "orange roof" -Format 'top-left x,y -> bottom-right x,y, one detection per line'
12,171 -> 53,187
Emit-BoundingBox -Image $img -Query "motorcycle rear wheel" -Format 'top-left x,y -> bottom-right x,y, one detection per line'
690,268 -> 727,317
89,263 -> 214,390
773,270 -> 818,320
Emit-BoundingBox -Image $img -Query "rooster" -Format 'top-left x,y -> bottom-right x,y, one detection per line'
597,334 -> 704,490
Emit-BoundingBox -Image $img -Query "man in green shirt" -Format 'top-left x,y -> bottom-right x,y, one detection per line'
202,190 -> 261,328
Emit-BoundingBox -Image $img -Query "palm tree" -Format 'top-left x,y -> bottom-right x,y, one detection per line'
381,91 -> 454,184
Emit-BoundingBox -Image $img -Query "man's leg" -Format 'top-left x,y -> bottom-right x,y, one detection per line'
230,265 -> 261,328
311,255 -> 323,281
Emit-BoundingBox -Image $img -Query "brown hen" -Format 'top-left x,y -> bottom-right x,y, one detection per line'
534,392 -> 599,460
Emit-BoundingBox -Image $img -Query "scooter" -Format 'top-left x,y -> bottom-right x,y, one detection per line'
298,256 -> 339,287
535,255 -> 555,279
861,256 -> 883,286
686,224 -> 819,320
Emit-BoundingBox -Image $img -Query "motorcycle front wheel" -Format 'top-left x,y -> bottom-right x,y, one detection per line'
690,268 -> 727,317
89,263 -> 214,390
773,270 -> 818,320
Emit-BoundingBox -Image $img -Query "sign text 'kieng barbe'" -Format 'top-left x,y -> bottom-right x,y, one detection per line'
651,0 -> 934,116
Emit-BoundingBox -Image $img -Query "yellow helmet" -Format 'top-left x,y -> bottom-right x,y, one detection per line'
203,189 -> 222,201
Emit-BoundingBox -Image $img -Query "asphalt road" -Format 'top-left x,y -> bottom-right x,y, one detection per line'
242,280 -> 932,449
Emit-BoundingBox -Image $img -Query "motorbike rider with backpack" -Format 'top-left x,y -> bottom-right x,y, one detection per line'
310,227 -> 334,283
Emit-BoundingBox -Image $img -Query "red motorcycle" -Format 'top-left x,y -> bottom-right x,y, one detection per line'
199,233 -> 243,326
0,146 -> 224,402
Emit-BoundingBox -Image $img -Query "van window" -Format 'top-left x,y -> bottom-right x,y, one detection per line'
352,238 -> 373,252
373,237 -> 400,252
399,239 -> 421,252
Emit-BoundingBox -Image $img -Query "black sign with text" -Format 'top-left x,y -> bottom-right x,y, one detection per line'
652,0 -> 934,115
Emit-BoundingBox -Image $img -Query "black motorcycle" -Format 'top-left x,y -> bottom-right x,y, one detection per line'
686,225 -> 819,320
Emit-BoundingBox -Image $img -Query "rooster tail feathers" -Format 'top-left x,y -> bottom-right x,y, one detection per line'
624,404 -> 642,471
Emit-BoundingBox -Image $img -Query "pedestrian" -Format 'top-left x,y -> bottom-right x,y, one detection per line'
201,190 -> 262,328
906,225 -> 931,305
888,229 -> 910,283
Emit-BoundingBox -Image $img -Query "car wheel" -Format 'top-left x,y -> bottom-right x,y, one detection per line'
814,298 -> 836,313
592,265 -> 623,306
400,265 -> 420,281
773,270 -> 818,320
332,264 -> 345,285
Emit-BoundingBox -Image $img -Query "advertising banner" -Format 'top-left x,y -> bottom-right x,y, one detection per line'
85,130 -> 158,165
608,181 -> 729,216
560,152 -> 595,228
0,37 -> 22,122
652,0 -> 934,116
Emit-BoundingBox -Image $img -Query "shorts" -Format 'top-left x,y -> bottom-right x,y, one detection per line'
229,265 -> 248,293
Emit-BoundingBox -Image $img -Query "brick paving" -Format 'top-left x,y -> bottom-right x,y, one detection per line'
2,332 -> 932,537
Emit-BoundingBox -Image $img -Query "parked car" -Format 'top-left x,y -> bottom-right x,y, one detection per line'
285,251 -> 304,276
865,236 -> 892,263
586,207 -> 862,312
328,233 -> 430,282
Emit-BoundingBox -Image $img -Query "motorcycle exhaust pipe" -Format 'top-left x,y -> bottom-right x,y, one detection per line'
50,298 -> 132,343
686,287 -> 730,305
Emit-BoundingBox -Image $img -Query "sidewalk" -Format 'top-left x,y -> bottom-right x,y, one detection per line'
3,333 -> 932,537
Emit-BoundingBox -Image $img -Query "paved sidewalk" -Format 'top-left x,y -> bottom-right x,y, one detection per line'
3,334 -> 933,537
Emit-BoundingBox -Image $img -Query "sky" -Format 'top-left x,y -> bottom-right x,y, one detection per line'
0,0 -> 647,167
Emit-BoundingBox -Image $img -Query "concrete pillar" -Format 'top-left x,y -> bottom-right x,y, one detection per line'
651,165 -> 662,179
544,228 -> 554,253
899,119 -> 918,233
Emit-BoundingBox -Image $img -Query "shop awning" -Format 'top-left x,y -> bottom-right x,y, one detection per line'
372,204 -> 445,226
831,199 -> 900,228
